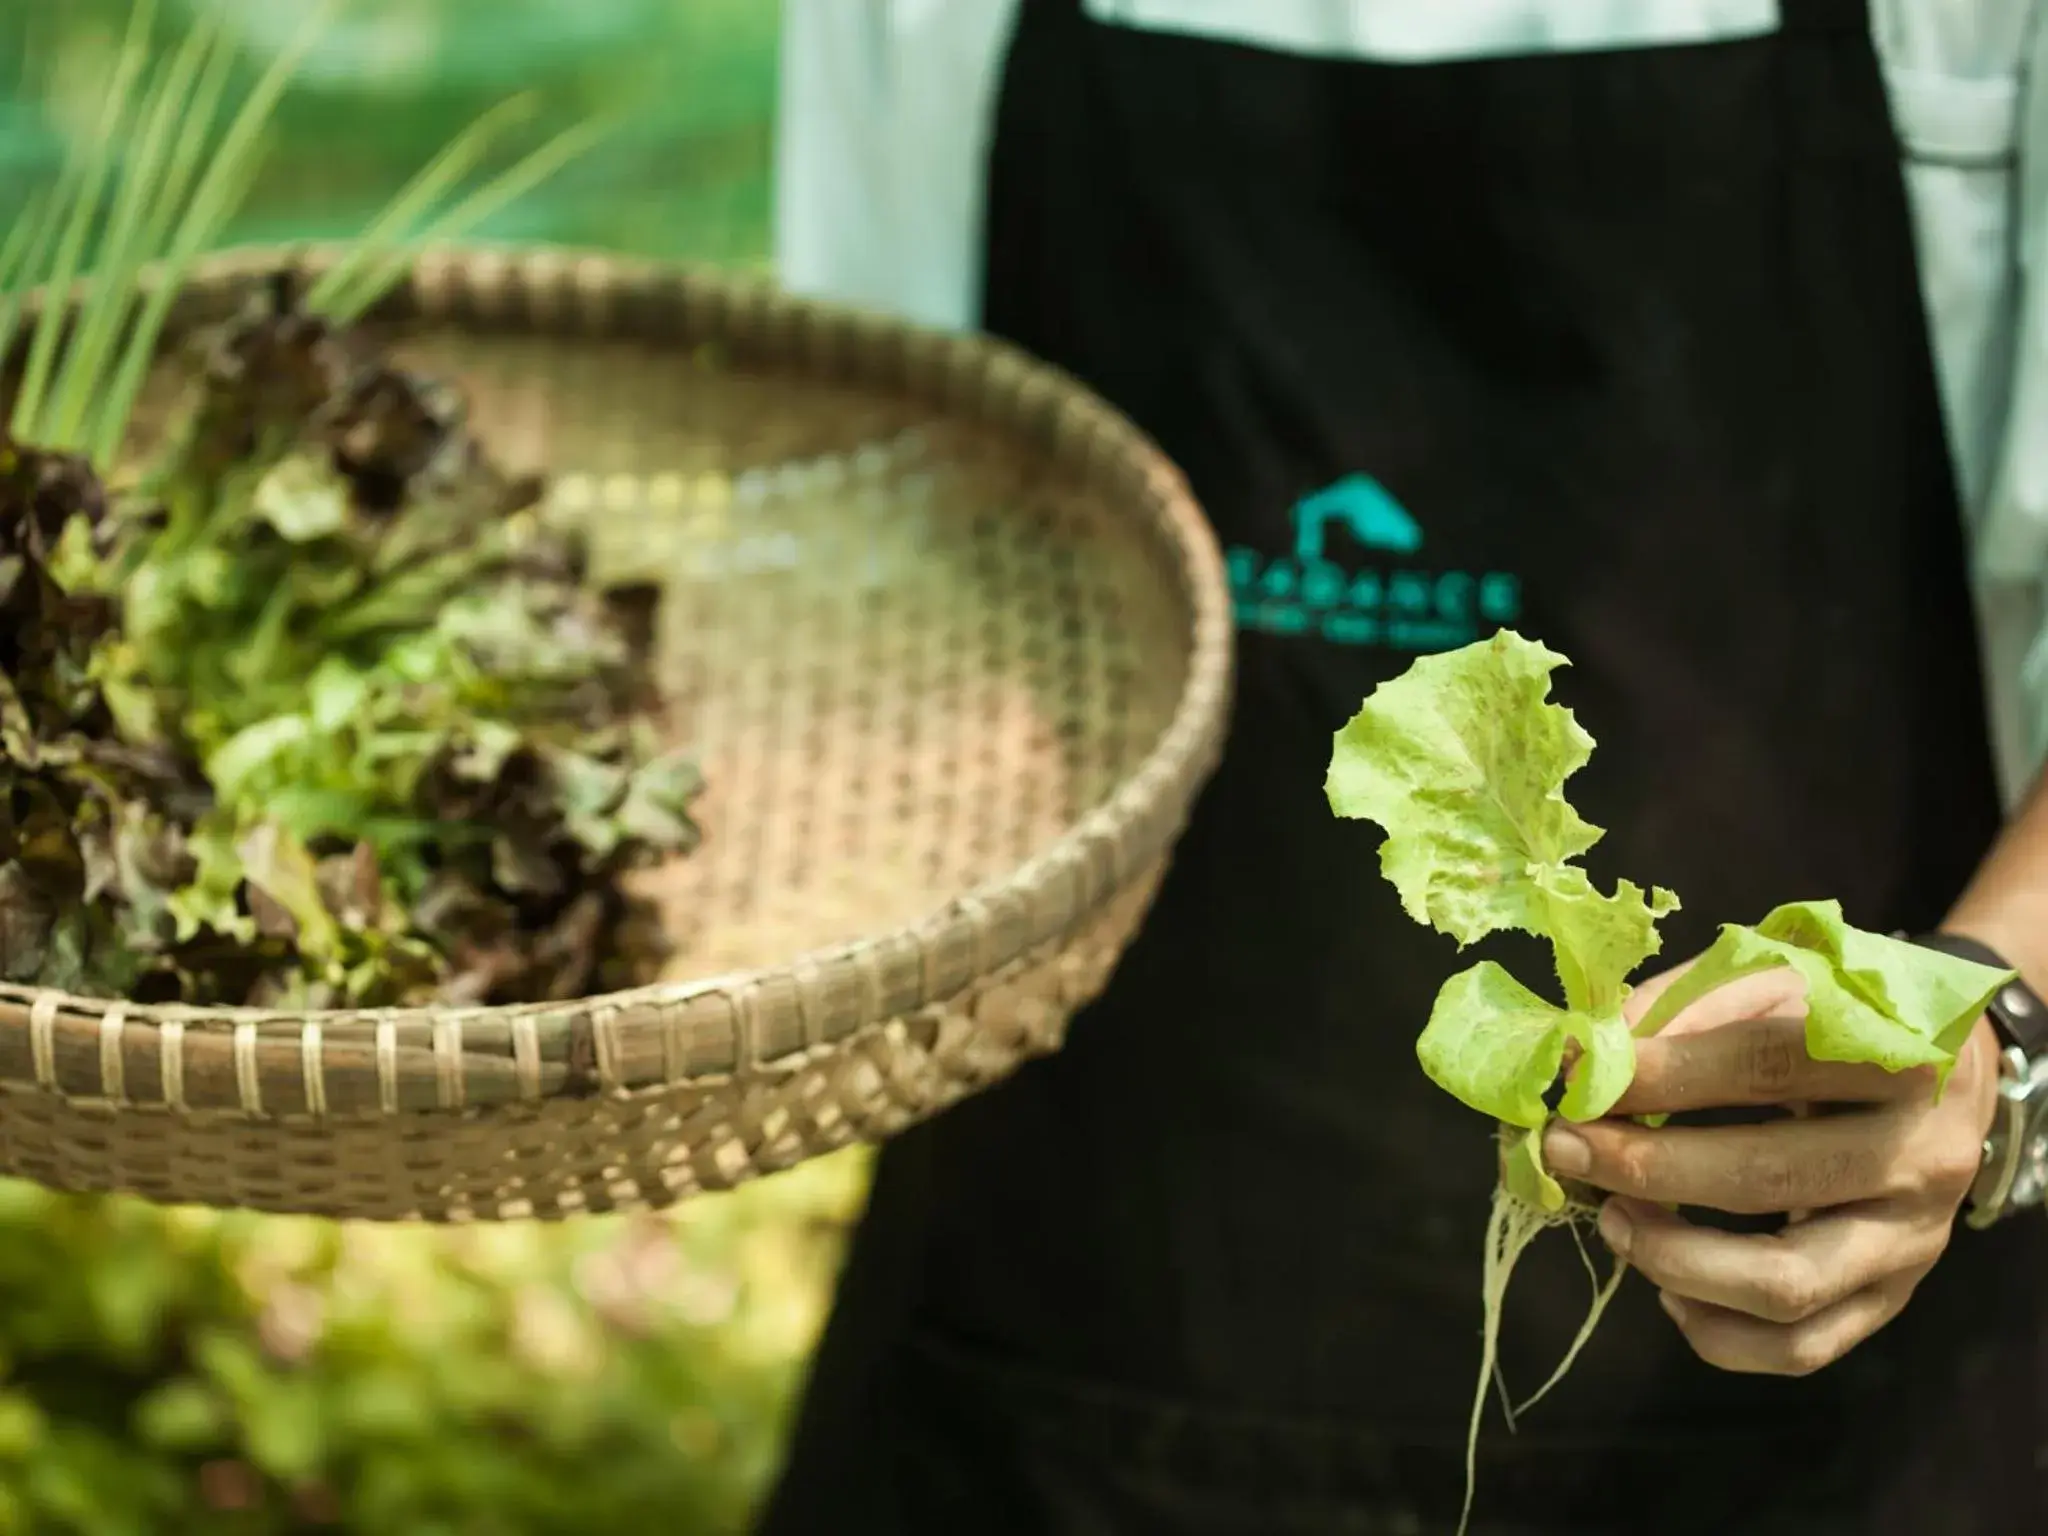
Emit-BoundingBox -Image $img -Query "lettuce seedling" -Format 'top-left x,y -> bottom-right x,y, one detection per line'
1326,630 -> 2011,1533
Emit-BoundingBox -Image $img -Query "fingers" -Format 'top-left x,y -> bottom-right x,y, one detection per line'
1653,1269 -> 1925,1377
1613,1014 -> 1937,1118
1598,1198 -> 1949,1325
1544,1107 -> 1978,1215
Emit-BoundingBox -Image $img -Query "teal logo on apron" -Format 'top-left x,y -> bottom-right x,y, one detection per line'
1225,474 -> 1522,650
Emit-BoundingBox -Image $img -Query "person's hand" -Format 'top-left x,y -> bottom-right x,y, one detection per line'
1540,963 -> 2000,1377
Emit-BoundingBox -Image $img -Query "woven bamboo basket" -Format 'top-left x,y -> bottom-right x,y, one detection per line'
0,246 -> 1233,1221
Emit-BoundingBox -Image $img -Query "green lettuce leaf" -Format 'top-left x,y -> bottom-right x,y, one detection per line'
1326,631 -> 1677,1015
1499,1126 -> 1565,1211
1634,900 -> 2013,1085
1417,960 -> 1636,1212
1328,632 -> 1675,1150
1418,961 -> 1635,1131
1325,631 -> 1598,945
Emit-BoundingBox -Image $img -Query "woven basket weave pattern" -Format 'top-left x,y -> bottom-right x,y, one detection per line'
0,247 -> 1233,1220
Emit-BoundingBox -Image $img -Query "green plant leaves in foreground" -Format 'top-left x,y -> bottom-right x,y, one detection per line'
0,1148 -> 869,1534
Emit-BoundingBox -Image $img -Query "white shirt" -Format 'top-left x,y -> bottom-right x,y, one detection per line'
774,0 -> 2048,805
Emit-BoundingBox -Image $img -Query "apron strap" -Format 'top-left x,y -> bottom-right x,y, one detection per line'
1775,0 -> 1870,33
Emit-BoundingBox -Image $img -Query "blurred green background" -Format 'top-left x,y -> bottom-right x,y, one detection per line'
0,3 -> 881,1532
0,0 -> 779,265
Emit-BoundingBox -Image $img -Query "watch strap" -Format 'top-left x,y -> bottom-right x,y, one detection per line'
1909,931 -> 2048,1059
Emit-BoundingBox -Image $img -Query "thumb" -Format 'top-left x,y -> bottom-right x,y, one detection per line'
1623,958 -> 1807,1040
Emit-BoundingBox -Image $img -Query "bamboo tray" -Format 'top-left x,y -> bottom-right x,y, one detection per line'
0,246 -> 1234,1221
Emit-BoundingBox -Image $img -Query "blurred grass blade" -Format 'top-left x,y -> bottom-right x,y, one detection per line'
304,91 -> 540,317
163,0 -> 344,261
11,0 -> 159,442
319,113 -> 620,325
90,2 -> 248,468
45,10 -> 224,450
0,189 -> 53,393
94,0 -> 340,469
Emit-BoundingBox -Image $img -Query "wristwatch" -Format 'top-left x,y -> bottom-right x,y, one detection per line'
1909,932 -> 2048,1229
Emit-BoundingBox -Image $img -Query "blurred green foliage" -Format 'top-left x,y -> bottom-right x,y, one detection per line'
0,0 -> 780,266
0,4 -> 879,1532
0,1157 -> 866,1534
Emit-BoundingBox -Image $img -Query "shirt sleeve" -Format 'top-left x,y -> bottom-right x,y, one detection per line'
1964,4 -> 2048,800
1864,0 -> 2037,803
773,0 -> 1018,331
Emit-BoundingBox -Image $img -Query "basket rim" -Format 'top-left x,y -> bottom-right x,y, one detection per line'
0,241 -> 1235,1107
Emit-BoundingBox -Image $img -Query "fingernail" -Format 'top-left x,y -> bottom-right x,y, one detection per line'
1659,1291 -> 1688,1324
1544,1126 -> 1591,1176
1597,1201 -> 1632,1257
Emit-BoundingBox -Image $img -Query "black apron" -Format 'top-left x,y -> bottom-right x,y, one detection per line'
758,3 -> 2048,1532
